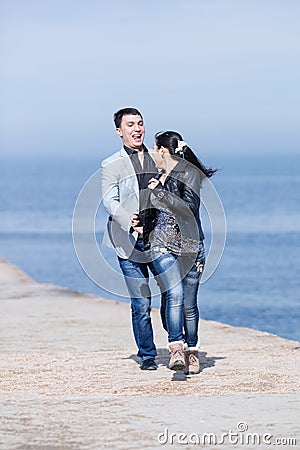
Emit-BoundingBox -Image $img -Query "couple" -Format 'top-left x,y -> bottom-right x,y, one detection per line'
101,107 -> 216,374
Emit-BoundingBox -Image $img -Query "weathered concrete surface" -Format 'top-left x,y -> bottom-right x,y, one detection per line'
0,258 -> 299,449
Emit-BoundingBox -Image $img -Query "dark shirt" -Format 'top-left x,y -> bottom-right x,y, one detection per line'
123,145 -> 157,191
123,145 -> 158,229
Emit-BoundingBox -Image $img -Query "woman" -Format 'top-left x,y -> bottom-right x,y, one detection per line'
146,131 -> 216,374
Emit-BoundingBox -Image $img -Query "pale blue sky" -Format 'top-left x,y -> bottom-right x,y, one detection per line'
1,0 -> 299,157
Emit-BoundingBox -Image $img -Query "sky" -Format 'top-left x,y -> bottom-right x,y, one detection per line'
1,0 -> 300,158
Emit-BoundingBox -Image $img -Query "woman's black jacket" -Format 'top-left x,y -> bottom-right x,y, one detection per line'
142,158 -> 205,250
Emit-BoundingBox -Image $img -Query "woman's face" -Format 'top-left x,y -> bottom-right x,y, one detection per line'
152,142 -> 165,169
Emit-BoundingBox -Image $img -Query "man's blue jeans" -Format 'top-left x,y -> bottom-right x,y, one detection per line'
151,245 -> 205,348
118,240 -> 157,361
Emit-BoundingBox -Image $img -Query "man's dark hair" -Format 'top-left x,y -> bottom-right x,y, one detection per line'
113,107 -> 143,128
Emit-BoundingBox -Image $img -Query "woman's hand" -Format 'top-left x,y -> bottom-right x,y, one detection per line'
148,178 -> 160,190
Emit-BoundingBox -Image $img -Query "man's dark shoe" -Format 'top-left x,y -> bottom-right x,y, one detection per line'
140,358 -> 158,370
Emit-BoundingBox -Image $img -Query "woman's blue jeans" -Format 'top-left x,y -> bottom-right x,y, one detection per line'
151,246 -> 205,348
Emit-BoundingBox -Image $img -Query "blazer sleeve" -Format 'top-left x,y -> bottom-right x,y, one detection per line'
101,162 -> 132,232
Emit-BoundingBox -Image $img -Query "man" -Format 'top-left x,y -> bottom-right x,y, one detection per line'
101,107 -> 158,370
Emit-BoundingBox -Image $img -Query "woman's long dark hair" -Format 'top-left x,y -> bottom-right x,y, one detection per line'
155,131 -> 217,182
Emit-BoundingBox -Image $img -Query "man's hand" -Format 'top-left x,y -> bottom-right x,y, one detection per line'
131,214 -> 143,235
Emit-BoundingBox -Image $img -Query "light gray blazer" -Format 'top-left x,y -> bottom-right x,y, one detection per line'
101,147 -> 139,259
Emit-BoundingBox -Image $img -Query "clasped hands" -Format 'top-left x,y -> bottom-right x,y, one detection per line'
130,214 -> 143,234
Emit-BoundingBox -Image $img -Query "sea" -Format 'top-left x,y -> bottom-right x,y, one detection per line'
1,153 -> 299,342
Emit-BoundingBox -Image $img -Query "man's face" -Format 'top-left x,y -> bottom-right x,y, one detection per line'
116,114 -> 145,150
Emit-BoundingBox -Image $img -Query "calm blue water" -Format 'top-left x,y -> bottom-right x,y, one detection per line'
1,155 -> 299,342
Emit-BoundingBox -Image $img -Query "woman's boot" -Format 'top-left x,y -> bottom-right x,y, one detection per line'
168,341 -> 185,371
184,349 -> 200,374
